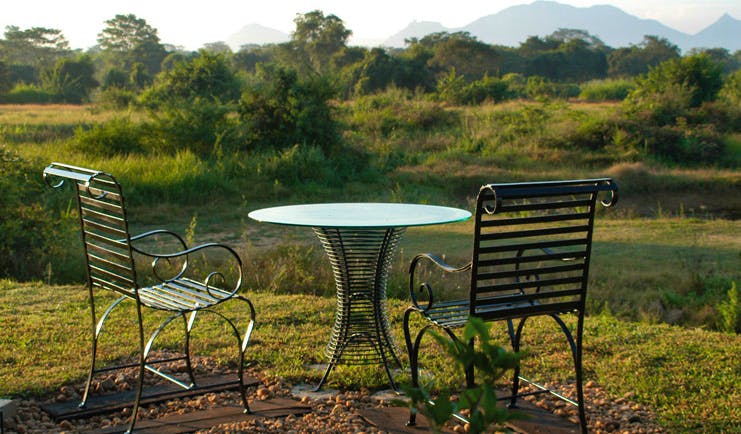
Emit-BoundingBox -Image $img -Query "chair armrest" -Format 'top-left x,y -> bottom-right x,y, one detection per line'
128,229 -> 189,255
150,242 -> 244,299
409,253 -> 471,312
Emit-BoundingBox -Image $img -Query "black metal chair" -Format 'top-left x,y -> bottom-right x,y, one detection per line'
43,162 -> 256,434
403,178 -> 618,433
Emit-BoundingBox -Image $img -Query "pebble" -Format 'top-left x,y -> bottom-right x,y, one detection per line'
7,351 -> 667,434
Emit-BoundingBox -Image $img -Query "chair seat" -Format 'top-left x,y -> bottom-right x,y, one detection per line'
422,298 -> 540,329
138,277 -> 233,311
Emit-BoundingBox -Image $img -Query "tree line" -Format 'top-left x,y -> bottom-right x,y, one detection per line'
1,11 -> 740,105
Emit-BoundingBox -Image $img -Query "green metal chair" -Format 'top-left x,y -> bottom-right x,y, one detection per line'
43,162 -> 256,434
403,178 -> 618,433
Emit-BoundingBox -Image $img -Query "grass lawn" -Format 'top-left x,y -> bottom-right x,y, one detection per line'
1,215 -> 739,433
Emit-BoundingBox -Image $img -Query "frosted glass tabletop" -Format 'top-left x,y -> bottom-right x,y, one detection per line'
248,203 -> 471,228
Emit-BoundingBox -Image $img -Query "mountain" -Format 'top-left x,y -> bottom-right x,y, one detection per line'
692,14 -> 741,51
383,21 -> 448,48
226,24 -> 289,50
381,0 -> 738,52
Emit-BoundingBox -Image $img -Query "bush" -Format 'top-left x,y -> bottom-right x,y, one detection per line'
74,118 -> 148,156
0,83 -> 58,104
0,148 -> 78,282
239,64 -> 341,153
579,79 -> 636,101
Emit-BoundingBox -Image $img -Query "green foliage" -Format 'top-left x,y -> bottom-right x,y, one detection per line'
73,117 -> 147,156
0,25 -> 70,71
140,51 -> 243,156
608,36 -> 680,78
290,10 -> 351,74
0,83 -> 57,103
579,79 -> 636,101
142,51 -> 242,105
239,63 -> 340,153
97,14 -> 166,75
404,317 -> 520,433
436,69 -> 510,105
629,53 -> 724,110
719,69 -> 741,106
716,282 -> 740,334
40,55 -> 98,103
0,148 -> 77,282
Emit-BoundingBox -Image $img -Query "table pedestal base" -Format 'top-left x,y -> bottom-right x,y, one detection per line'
313,227 -> 405,390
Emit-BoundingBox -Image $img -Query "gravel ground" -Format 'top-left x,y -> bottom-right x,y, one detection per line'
5,353 -> 665,434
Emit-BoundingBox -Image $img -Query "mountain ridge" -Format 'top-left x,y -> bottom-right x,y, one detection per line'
225,1 -> 740,52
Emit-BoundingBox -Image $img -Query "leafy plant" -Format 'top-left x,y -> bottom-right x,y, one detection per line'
716,281 -> 739,334
403,317 -> 521,433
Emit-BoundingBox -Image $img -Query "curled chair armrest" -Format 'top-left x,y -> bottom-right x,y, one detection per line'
150,242 -> 244,300
128,229 -> 189,256
409,253 -> 472,312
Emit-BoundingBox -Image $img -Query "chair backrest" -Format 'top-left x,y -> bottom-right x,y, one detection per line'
44,163 -> 138,297
470,178 -> 618,320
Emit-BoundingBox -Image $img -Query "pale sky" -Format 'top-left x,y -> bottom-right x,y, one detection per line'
1,0 -> 739,50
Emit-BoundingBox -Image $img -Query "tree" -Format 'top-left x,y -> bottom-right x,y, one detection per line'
97,14 -> 167,75
41,55 -> 98,103
239,63 -> 340,153
139,51 -> 242,155
202,41 -> 232,54
426,32 -> 502,82
0,26 -> 70,73
608,35 -> 680,78
291,10 -> 351,74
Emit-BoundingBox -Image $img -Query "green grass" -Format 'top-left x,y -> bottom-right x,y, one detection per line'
1,281 -> 738,432
1,101 -> 739,432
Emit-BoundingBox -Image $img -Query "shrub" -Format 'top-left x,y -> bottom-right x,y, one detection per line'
579,79 -> 636,101
74,117 -> 148,156
239,64 -> 341,154
0,83 -> 57,104
0,148 -> 77,282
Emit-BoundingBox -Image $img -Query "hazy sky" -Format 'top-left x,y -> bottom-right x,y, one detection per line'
2,0 -> 739,50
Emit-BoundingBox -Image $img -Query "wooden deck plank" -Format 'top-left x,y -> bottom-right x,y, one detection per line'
42,374 -> 260,420
88,399 -> 311,434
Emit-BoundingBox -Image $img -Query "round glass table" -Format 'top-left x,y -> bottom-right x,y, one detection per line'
248,203 -> 471,390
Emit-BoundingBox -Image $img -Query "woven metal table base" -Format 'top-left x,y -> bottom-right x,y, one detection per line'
313,227 -> 405,389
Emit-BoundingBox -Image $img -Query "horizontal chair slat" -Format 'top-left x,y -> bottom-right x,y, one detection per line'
81,207 -> 125,227
497,199 -> 593,213
476,263 -> 585,281
481,212 -> 590,227
85,242 -> 131,262
82,218 -> 128,238
83,231 -> 129,250
88,253 -> 134,275
477,250 -> 586,267
475,301 -> 581,321
474,288 -> 584,307
479,224 -> 590,241
79,195 -> 125,215
476,275 -> 585,293
478,238 -> 588,254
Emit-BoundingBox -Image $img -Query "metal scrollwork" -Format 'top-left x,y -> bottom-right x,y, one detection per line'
204,271 -> 226,299
599,179 -> 619,208
84,173 -> 108,200
411,282 -> 435,312
43,172 -> 65,189
482,184 -> 499,214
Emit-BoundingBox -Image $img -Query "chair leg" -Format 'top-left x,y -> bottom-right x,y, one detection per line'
508,317 -> 528,409
550,312 -> 587,434
125,303 -> 147,434
403,308 -> 428,427
237,296 -> 256,414
575,314 -> 587,434
183,312 -> 197,388
80,294 -> 127,407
